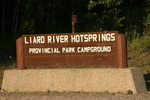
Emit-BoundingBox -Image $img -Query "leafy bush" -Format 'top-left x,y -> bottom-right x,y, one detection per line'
128,33 -> 150,53
127,90 -> 133,94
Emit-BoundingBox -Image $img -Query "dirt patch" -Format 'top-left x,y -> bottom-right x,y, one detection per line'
0,91 -> 150,100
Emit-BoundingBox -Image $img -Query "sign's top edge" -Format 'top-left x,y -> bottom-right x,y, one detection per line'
22,31 -> 119,36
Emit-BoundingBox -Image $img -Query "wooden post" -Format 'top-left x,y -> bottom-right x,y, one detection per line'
72,22 -> 75,33
116,34 -> 127,68
16,37 -> 26,69
71,15 -> 77,33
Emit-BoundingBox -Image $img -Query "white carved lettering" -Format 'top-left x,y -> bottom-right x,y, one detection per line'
24,37 -> 29,44
29,48 -> 42,53
101,33 -> 115,41
77,46 -> 111,53
55,35 -> 68,43
71,34 -> 98,42
62,47 -> 75,53
47,36 -> 52,43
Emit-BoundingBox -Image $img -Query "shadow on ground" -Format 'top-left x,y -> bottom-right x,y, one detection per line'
144,73 -> 150,91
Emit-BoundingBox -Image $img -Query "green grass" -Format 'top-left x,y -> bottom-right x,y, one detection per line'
127,32 -> 150,67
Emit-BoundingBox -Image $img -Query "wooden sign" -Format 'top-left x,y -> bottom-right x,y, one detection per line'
16,31 -> 127,69
72,15 -> 77,23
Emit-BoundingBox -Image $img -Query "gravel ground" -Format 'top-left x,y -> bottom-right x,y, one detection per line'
0,92 -> 150,100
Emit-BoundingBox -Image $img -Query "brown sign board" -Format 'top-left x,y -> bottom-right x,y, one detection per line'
16,32 -> 127,69
72,15 -> 77,23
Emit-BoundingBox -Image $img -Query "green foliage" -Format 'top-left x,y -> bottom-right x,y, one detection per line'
143,3 -> 150,28
1,0 -> 150,35
128,33 -> 150,53
103,90 -> 109,94
0,34 -> 17,64
46,89 -> 51,93
88,0 -> 122,10
127,90 -> 133,94
88,0 -> 150,39
21,18 -> 35,34
127,32 -> 150,67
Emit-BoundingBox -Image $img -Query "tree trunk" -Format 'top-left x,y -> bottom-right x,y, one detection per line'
12,0 -> 20,36
14,0 -> 20,35
51,0 -> 56,32
2,0 -> 4,36
10,0 -> 20,59
46,0 -> 50,33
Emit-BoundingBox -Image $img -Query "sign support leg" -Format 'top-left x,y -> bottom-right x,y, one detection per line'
16,37 -> 26,69
72,22 -> 75,33
116,34 -> 127,68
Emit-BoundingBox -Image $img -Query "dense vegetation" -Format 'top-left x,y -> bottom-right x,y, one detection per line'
0,0 -> 150,66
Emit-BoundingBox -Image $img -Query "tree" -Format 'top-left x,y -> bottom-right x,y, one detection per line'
87,0 -> 150,39
2,0 -> 4,36
12,0 -> 20,36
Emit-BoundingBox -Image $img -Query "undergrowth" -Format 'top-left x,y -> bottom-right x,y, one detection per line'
128,32 -> 150,67
128,34 -> 150,53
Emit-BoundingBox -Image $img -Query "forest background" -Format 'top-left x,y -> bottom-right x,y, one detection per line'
0,0 -> 150,68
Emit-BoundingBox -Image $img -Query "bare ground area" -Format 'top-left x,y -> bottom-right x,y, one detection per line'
0,91 -> 150,100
